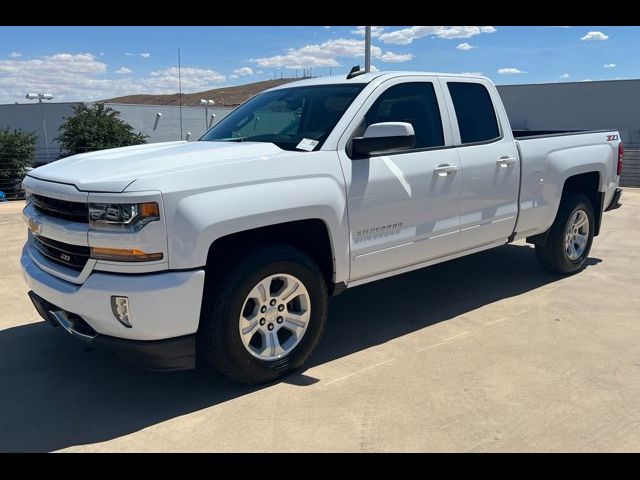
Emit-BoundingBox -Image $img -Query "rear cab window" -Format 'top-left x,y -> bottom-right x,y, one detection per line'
447,82 -> 500,144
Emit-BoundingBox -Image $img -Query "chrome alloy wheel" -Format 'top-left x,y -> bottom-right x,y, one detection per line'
239,273 -> 311,360
564,209 -> 589,261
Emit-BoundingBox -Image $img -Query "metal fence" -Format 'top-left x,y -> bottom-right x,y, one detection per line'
1,147 -> 81,200
621,147 -> 640,188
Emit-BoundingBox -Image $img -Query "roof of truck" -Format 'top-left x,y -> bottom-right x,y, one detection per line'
267,71 -> 489,90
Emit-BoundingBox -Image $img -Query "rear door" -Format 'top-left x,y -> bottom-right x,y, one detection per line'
439,78 -> 520,250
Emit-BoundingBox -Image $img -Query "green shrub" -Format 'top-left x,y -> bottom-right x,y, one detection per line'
0,128 -> 37,198
56,103 -> 147,157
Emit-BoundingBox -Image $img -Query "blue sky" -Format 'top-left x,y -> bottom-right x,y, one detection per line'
1,26 -> 638,103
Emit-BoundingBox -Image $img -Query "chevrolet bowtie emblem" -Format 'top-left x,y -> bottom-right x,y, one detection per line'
28,218 -> 42,235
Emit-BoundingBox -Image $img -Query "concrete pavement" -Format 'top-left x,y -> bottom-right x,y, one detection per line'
1,190 -> 639,452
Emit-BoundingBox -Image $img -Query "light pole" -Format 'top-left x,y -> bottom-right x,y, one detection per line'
364,26 -> 372,73
25,92 -> 54,163
200,99 -> 215,130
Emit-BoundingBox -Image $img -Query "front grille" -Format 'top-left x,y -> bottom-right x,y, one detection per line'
31,194 -> 88,223
32,234 -> 90,271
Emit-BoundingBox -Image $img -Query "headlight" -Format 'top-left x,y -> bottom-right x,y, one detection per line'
89,202 -> 160,232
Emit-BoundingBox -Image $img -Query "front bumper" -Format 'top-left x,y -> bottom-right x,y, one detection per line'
28,291 -> 196,371
21,244 -> 206,371
21,243 -> 205,341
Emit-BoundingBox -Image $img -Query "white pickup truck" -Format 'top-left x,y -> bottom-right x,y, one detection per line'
21,71 -> 623,383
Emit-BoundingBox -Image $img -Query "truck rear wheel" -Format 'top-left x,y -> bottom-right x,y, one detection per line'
199,244 -> 328,384
535,192 -> 595,275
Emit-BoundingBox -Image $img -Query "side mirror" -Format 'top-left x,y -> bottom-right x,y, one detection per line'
352,122 -> 415,159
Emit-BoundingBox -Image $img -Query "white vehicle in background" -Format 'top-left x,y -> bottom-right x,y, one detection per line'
21,70 -> 623,384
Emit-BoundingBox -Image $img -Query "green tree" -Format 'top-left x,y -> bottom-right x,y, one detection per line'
56,103 -> 147,157
0,128 -> 37,198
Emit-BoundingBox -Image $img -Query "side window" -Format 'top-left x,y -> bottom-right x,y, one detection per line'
363,82 -> 444,149
447,82 -> 500,144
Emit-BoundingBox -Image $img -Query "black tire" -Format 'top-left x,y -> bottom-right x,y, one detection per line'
535,192 -> 595,275
198,243 -> 328,384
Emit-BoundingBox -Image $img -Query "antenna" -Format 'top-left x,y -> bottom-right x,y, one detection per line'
178,48 -> 183,140
346,65 -> 366,79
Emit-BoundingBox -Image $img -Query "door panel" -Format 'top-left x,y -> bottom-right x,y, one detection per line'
456,141 -> 520,249
439,77 -> 520,250
336,77 -> 462,281
344,148 -> 461,280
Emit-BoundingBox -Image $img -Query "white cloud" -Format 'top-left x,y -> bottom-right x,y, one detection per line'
148,67 -> 224,90
498,67 -> 525,75
125,52 -> 135,57
351,26 -> 386,38
559,73 -> 570,78
603,63 -> 616,69
140,52 -> 151,58
126,52 -> 150,58
379,26 -> 496,44
256,70 -> 264,75
252,38 -> 375,68
232,66 -> 254,76
0,52 -> 226,103
251,38 -> 411,69
378,51 -> 414,62
370,65 -> 379,72
582,79 -> 593,82
9,52 -> 21,58
229,74 -> 238,79
581,31 -> 609,41
456,42 -> 475,51
461,72 -> 483,76
115,67 -> 132,74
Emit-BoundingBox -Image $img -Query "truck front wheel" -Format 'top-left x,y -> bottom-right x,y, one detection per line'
199,244 -> 328,384
535,192 -> 595,275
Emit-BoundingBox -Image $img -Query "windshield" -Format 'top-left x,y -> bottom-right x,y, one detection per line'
200,84 -> 365,151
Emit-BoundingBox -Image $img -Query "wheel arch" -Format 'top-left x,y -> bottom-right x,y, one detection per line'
561,171 -> 603,236
527,170 -> 602,246
204,218 -> 338,293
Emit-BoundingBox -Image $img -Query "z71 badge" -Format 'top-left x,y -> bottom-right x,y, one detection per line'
607,134 -> 619,141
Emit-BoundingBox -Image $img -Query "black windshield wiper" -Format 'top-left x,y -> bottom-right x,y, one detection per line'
208,137 -> 247,142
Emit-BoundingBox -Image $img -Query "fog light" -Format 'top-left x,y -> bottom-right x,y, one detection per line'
111,296 -> 132,328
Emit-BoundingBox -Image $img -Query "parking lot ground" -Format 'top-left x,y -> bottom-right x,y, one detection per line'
1,190 -> 639,452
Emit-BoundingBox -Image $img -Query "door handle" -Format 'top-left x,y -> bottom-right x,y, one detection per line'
497,156 -> 517,167
433,164 -> 458,177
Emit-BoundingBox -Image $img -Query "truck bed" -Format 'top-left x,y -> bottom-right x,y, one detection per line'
513,128 -> 620,241
513,129 -> 613,139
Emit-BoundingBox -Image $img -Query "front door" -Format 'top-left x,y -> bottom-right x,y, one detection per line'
338,78 -> 462,281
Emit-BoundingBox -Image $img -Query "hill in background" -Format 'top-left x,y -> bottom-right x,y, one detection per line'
101,78 -> 307,107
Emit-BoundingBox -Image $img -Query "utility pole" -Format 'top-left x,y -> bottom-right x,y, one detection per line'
25,92 -> 53,162
365,26 -> 372,73
178,49 -> 183,140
